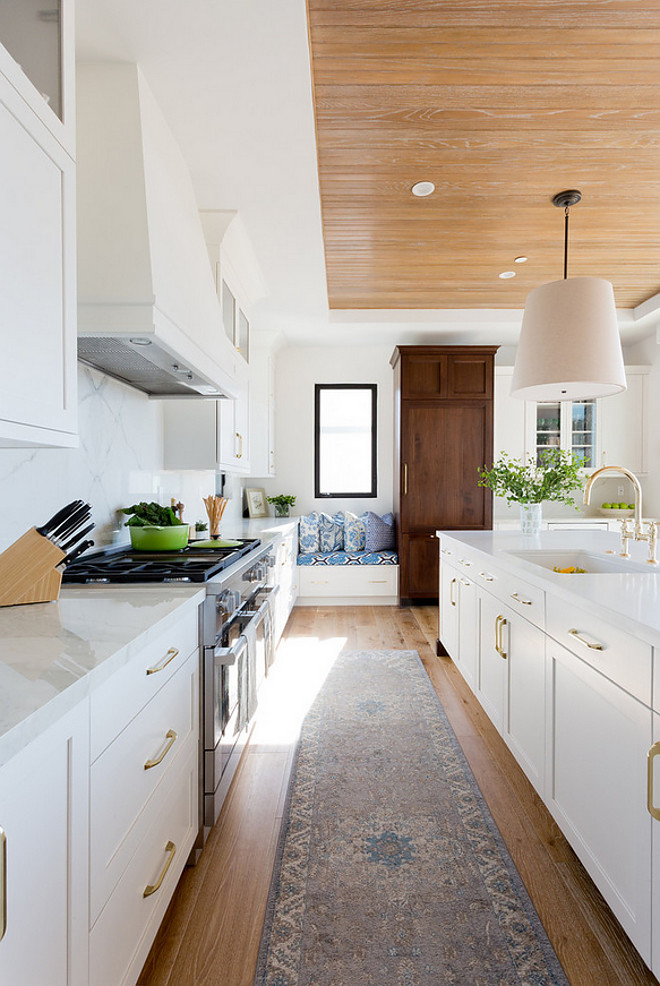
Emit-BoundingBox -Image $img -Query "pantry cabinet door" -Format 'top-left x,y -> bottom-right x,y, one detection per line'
0,701 -> 89,986
546,641 -> 652,962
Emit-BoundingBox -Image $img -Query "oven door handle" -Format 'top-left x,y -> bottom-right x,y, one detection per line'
213,636 -> 248,667
251,585 -> 279,622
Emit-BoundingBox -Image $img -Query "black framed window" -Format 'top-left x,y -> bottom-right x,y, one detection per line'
314,384 -> 377,498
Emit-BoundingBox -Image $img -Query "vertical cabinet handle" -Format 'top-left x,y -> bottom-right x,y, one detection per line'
495,614 -> 508,660
403,463 -> 408,495
235,432 -> 243,459
449,578 -> 457,607
144,729 -> 178,770
648,742 -> 660,820
143,841 -> 177,898
0,827 -> 6,943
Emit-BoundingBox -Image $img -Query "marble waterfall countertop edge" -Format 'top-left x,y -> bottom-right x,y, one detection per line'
437,529 -> 660,648
0,585 -> 205,767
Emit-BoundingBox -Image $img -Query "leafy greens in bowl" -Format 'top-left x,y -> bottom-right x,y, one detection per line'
122,502 -> 185,528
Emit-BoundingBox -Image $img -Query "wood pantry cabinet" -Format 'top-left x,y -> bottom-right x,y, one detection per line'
391,346 -> 497,602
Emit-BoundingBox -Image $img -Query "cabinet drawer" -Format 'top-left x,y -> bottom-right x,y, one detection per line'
90,605 -> 198,761
546,596 -> 652,704
90,650 -> 198,924
299,565 -> 398,597
89,735 -> 197,986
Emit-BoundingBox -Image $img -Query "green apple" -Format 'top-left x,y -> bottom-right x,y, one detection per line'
617,503 -> 628,509
602,502 -> 612,509
628,503 -> 635,510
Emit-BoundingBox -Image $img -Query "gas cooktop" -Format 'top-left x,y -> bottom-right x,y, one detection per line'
61,538 -> 261,584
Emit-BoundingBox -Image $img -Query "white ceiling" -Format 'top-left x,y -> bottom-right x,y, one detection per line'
75,0 -> 658,350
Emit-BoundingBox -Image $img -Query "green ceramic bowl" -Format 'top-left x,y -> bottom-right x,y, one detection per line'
129,525 -> 189,551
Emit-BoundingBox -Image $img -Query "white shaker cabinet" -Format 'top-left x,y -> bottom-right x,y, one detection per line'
547,639 -> 652,962
0,700 -> 89,986
0,12 -> 77,448
249,346 -> 276,477
162,373 -> 250,474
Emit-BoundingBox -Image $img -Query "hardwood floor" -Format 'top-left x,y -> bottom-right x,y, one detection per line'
138,605 -> 658,986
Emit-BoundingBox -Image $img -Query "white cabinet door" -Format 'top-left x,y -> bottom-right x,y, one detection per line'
494,367 -> 526,460
504,605 -> 546,795
0,74 -> 76,447
0,701 -> 89,986
456,575 -> 478,691
477,589 -> 507,733
650,712 -> 660,979
599,367 -> 648,475
249,349 -> 275,477
163,381 -> 250,473
438,560 -> 459,662
217,378 -> 249,474
546,640 -> 652,962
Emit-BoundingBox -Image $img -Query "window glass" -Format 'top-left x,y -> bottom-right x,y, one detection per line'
314,385 -> 377,497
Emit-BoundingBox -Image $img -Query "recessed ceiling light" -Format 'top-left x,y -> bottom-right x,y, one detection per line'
514,256 -> 528,264
499,271 -> 516,279
411,181 -> 435,197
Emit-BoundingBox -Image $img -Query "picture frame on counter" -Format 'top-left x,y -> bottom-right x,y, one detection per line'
245,487 -> 268,518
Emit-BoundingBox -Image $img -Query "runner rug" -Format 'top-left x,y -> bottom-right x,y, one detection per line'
254,649 -> 569,986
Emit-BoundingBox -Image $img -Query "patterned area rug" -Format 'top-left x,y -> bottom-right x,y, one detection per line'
254,649 -> 569,986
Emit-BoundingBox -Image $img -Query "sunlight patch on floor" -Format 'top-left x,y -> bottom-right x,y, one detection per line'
250,635 -> 347,746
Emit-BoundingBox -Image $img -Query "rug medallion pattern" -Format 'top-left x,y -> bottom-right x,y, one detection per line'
255,649 -> 569,986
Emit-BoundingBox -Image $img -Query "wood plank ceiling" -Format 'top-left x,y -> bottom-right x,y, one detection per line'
306,0 -> 660,309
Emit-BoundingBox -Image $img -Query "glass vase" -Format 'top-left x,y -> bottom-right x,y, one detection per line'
520,502 -> 542,536
274,503 -> 290,518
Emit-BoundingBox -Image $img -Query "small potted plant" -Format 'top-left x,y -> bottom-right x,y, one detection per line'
477,449 -> 583,535
266,493 -> 297,518
122,501 -> 189,551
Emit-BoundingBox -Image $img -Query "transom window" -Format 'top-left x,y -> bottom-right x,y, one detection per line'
314,384 -> 377,498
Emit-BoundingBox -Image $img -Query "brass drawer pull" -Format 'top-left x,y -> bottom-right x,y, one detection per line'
143,841 -> 176,898
648,742 -> 660,820
0,827 -> 6,943
568,628 -> 604,651
459,577 -> 471,587
458,558 -> 472,567
495,614 -> 508,660
144,729 -> 178,770
449,577 -> 457,607
368,580 -> 388,584
441,548 -> 452,556
511,592 -> 532,606
146,647 -> 179,675
479,572 -> 495,582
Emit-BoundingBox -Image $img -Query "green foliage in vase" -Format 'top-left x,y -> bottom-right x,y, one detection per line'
477,450 -> 584,507
266,494 -> 297,509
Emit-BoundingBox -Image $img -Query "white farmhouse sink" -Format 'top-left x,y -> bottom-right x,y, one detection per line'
506,549 -> 655,575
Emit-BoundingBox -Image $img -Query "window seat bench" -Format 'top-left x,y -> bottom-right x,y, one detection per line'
296,550 -> 399,605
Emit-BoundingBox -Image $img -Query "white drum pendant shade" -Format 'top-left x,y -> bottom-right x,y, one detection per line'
511,276 -> 627,401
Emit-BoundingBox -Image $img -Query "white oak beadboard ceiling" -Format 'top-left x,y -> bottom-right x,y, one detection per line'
307,0 -> 660,311
75,0 -> 660,345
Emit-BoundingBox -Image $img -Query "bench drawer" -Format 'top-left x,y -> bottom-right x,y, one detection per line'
299,565 -> 398,597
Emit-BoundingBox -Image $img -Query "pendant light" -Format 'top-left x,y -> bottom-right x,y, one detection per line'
511,190 -> 626,401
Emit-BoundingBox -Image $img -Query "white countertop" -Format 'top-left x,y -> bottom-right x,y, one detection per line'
437,529 -> 660,648
0,585 -> 205,767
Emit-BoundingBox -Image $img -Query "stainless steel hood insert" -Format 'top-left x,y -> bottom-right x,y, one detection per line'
77,336 -> 227,398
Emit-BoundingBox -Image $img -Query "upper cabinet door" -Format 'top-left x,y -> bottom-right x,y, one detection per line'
0,77 -> 76,447
397,347 -> 495,400
446,353 -> 493,399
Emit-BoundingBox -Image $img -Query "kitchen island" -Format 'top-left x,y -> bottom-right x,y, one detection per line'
438,528 -> 660,979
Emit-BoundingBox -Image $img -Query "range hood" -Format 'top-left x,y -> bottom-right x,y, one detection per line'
76,63 -> 239,399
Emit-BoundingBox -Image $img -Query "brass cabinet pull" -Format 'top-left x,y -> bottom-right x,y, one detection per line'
403,463 -> 408,495
449,578 -> 457,607
495,614 -> 508,660
568,628 -> 604,651
235,432 -> 243,459
144,729 -> 178,770
459,577 -> 471,587
146,647 -> 179,676
458,558 -> 472,568
0,827 -> 6,943
441,548 -> 452,556
511,592 -> 532,606
648,742 -> 660,820
143,841 -> 176,898
479,571 -> 495,582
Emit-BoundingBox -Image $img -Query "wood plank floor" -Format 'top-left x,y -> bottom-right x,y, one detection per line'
138,605 -> 658,986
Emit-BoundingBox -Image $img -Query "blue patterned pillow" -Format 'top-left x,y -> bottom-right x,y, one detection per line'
365,511 -> 396,551
344,511 -> 368,552
319,511 -> 344,552
299,512 -> 320,554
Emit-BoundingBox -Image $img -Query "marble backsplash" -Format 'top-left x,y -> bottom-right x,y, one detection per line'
0,366 -> 243,553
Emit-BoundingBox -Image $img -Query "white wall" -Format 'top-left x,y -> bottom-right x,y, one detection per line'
260,345 -> 394,517
0,365 -> 225,553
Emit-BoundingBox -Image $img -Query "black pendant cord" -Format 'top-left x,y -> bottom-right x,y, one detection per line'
563,206 -> 569,280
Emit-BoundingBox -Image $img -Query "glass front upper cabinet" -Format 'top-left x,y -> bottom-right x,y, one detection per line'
534,400 -> 596,467
0,1 -> 62,119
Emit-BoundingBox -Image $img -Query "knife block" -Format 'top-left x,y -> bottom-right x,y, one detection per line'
0,528 -> 65,607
